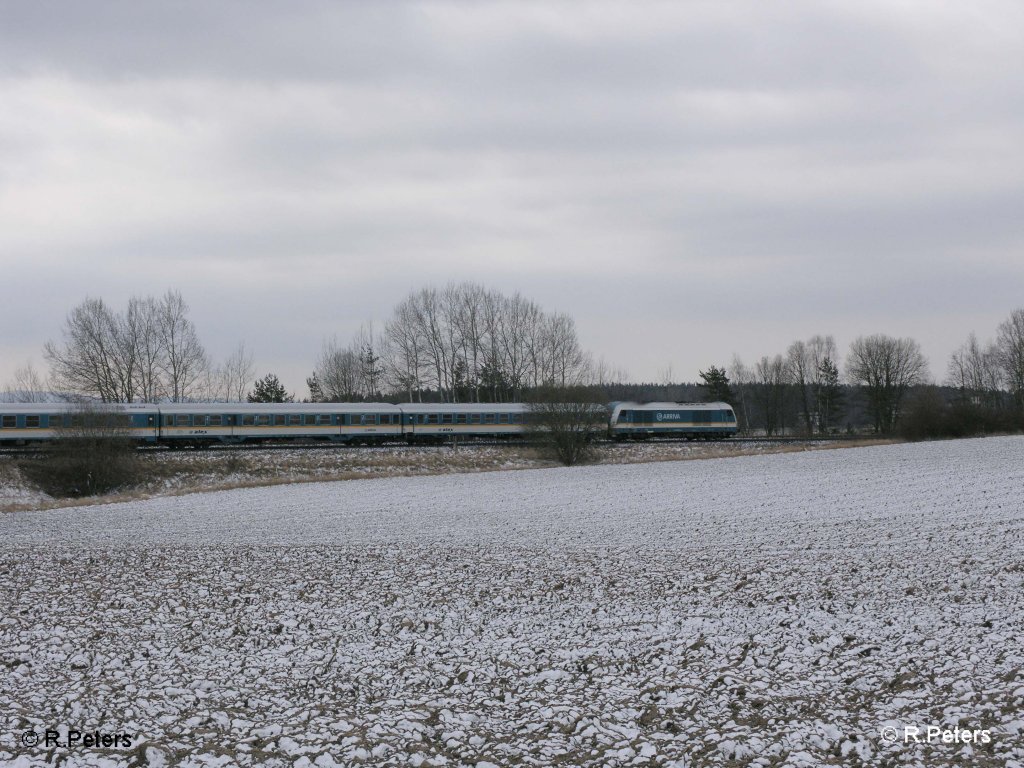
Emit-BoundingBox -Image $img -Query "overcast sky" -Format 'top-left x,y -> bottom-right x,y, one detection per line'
2,0 -> 1023,394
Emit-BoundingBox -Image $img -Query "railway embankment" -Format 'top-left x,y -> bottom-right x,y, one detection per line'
1,438 -> 896,513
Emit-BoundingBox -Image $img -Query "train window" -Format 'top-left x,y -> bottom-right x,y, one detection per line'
256,415 -> 271,426
242,415 -> 255,426
304,415 -> 316,426
469,414 -> 481,424
317,415 -> 333,425
273,415 -> 286,426
49,414 -> 64,428
288,415 -> 301,426
0,415 -> 13,428
26,415 -> 41,428
175,415 -> 190,427
349,414 -> 362,426
209,415 -> 223,426
512,414 -> 523,424
455,414 -> 467,424
483,414 -> 496,424
193,415 -> 208,427
441,414 -> 454,424
426,414 -> 439,424
498,414 -> 510,424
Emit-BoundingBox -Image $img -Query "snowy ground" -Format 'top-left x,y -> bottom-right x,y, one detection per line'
2,437 -> 1023,767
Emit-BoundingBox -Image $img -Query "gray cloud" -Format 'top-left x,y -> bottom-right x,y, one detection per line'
2,1 -> 1023,391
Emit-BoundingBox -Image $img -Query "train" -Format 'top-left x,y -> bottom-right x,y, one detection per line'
0,400 -> 738,446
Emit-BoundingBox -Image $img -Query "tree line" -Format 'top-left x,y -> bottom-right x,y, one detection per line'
8,283 -> 623,405
9,290 -> 256,404
306,283 -> 625,403
7,286 -> 1024,437
688,309 -> 1024,437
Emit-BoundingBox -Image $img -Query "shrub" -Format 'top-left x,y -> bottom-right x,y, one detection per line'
19,405 -> 143,497
900,387 -> 1024,440
525,386 -> 608,466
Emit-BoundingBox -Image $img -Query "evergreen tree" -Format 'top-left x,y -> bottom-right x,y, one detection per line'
478,360 -> 512,403
306,372 -> 324,403
247,373 -> 293,403
699,365 -> 734,403
359,342 -> 384,399
815,357 -> 844,434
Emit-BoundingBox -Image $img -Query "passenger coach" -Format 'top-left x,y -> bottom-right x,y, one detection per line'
155,403 -> 404,445
399,402 -> 527,443
0,403 -> 159,442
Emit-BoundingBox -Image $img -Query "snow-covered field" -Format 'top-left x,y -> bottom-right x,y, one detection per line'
2,437 -> 1023,767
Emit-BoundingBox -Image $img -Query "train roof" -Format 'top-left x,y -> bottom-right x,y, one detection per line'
156,402 -> 403,414
397,402 -> 527,414
0,402 -> 156,413
613,401 -> 733,410
0,402 -> 403,414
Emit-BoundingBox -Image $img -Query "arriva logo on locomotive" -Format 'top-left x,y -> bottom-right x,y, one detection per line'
656,413 -> 681,422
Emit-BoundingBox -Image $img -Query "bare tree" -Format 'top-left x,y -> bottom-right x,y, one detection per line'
156,290 -> 208,402
3,362 -> 50,402
453,283 -> 489,401
414,287 -> 451,399
947,333 -> 1002,408
729,354 -> 753,433
496,293 -> 535,397
128,296 -> 165,402
357,282 -> 607,403
314,337 -> 362,401
383,296 -> 427,401
755,355 -> 790,436
217,342 -> 256,402
807,335 -> 838,433
786,340 -> 814,435
996,308 -> 1024,409
44,292 -> 211,403
44,297 -> 125,402
590,356 -> 629,388
846,334 -> 928,434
